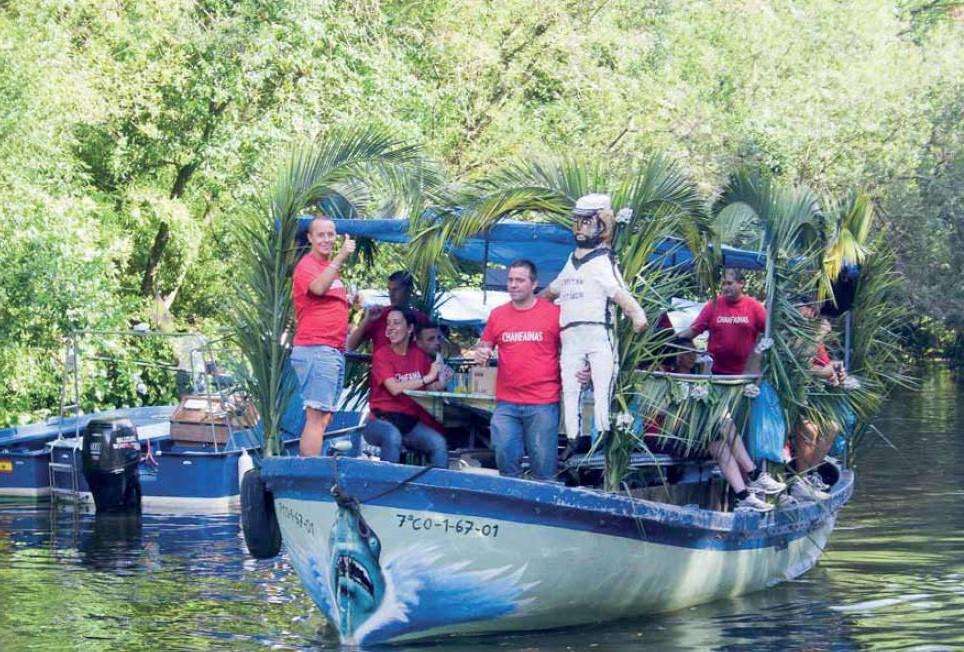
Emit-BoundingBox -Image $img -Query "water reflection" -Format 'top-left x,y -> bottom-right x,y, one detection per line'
0,367 -> 962,650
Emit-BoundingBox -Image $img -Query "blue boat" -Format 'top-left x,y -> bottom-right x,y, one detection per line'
261,454 -> 851,645
42,409 -> 361,513
243,216 -> 865,645
0,332 -> 361,512
0,406 -> 174,500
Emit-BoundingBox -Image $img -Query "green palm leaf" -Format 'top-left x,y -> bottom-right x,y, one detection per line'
818,192 -> 875,304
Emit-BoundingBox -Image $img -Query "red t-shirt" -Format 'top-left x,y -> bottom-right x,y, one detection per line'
369,344 -> 434,421
813,342 -> 831,367
362,307 -> 430,352
292,254 -> 349,349
481,298 -> 561,404
690,295 -> 767,375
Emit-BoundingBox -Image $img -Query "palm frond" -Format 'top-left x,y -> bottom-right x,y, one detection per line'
846,242 -> 915,422
712,202 -> 764,248
604,157 -> 705,488
714,169 -> 822,253
818,192 -> 875,304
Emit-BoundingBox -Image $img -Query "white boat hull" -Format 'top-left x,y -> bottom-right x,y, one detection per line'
263,457 -> 851,645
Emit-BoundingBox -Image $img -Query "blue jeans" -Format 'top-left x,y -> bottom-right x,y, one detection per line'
490,402 -> 560,480
363,419 -> 448,469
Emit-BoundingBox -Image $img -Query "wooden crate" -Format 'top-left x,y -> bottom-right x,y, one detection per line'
469,366 -> 497,396
169,394 -> 259,445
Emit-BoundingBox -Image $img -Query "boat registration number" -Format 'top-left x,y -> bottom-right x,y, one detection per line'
395,513 -> 500,538
0,459 -> 12,473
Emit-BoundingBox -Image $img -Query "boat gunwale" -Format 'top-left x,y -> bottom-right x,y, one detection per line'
262,455 -> 852,548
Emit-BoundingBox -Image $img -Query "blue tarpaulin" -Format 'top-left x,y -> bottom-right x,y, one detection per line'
296,217 -> 769,277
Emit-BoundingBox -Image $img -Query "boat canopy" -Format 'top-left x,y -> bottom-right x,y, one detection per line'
296,217 -> 768,280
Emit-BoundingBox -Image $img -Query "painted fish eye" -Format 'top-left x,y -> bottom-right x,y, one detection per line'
356,516 -> 371,538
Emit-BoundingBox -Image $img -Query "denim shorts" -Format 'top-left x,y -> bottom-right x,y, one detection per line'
290,345 -> 345,412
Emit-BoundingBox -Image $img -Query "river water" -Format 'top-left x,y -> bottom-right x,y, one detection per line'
1,369 -> 961,650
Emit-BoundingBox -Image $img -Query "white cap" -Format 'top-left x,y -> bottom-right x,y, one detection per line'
573,193 -> 612,214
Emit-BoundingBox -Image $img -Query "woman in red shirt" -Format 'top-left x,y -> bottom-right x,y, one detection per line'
364,308 -> 448,468
793,307 -> 845,497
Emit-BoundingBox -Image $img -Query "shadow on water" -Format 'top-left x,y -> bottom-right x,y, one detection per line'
0,366 -> 962,650
77,513 -> 144,572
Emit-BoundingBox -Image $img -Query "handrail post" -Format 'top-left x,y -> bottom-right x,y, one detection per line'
843,311 -> 852,371
426,265 -> 438,320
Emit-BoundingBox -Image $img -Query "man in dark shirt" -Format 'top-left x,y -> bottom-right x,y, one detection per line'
347,270 -> 429,353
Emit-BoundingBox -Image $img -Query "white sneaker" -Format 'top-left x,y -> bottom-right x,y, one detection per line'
747,471 -> 787,495
777,493 -> 800,509
735,492 -> 773,513
790,477 -> 830,502
807,472 -> 830,492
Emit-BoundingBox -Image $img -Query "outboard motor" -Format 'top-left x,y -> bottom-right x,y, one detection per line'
81,418 -> 142,513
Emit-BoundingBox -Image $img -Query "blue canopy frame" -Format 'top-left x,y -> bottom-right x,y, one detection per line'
296,217 -> 768,281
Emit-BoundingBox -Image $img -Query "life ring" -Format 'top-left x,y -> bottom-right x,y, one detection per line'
240,467 -> 282,559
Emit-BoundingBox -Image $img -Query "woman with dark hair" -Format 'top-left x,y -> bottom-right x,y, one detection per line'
363,308 -> 448,468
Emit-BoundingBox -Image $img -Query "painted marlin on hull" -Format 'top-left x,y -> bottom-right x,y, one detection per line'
328,500 -> 386,636
278,491 -> 535,645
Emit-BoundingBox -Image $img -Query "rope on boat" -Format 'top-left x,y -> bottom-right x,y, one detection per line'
330,455 -> 434,508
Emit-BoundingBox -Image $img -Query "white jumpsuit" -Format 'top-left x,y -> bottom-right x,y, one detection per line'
548,247 -> 627,439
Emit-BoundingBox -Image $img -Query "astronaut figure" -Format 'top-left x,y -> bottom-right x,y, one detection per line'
544,194 -> 648,456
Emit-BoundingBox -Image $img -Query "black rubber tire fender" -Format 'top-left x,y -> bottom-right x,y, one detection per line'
240,467 -> 282,559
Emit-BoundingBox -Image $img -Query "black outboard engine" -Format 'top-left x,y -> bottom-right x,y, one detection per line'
81,418 -> 142,513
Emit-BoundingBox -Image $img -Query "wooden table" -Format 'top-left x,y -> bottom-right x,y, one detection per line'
404,390 -> 495,419
404,390 -> 496,448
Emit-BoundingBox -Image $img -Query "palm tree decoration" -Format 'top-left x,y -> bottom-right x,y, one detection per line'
818,192 -> 875,308
712,171 -> 824,428
839,242 -> 914,452
713,171 -> 911,467
227,126 -> 422,456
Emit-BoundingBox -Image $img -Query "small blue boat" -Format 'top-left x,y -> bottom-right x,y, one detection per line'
0,406 -> 174,500
42,409 -> 360,513
0,330 -> 361,512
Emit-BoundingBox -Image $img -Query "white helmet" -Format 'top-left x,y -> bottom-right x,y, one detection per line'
572,193 -> 615,247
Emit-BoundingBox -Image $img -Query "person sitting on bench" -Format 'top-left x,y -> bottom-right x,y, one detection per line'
363,308 -> 448,468
615,339 -> 783,512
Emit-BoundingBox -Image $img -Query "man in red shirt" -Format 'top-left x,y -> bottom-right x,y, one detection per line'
476,260 -> 562,480
290,216 -> 355,456
676,269 -> 786,507
678,269 -> 767,375
346,270 -> 429,353
365,308 -> 448,468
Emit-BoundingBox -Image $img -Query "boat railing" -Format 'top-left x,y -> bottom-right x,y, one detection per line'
633,370 -> 761,384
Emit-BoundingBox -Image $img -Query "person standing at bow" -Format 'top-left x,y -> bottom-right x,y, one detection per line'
291,216 -> 356,456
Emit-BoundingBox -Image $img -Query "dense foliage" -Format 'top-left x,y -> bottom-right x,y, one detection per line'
1,0 -> 961,425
